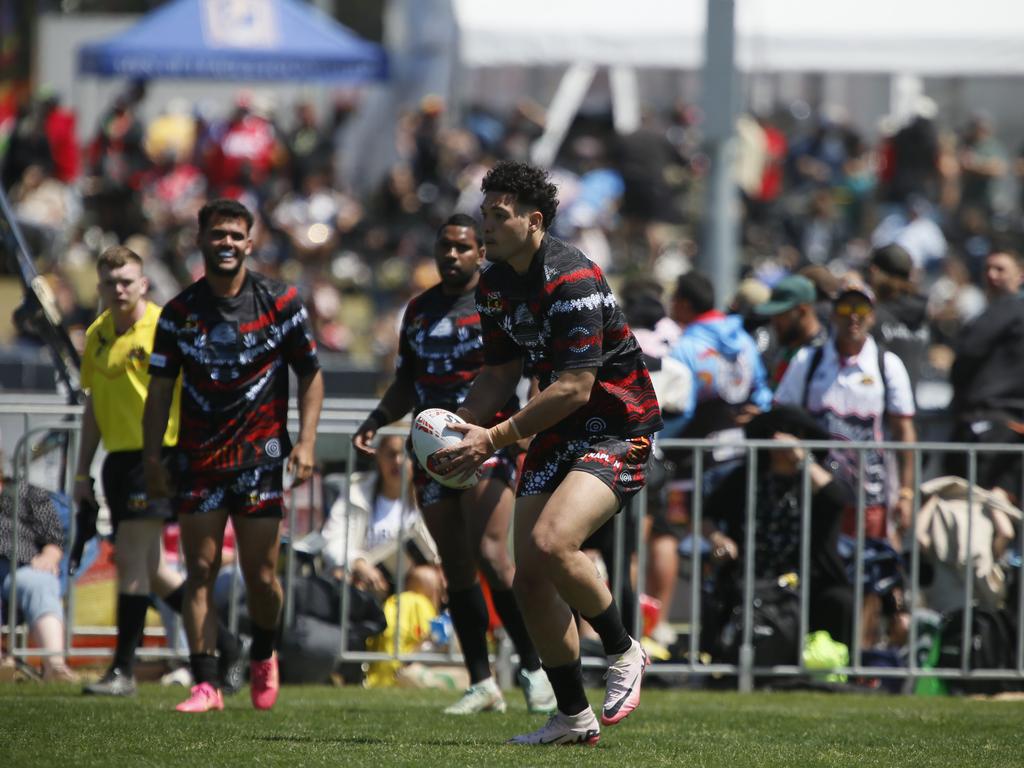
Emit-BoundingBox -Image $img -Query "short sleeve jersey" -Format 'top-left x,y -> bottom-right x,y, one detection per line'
81,301 -> 180,452
149,271 -> 320,474
395,284 -> 517,424
476,235 -> 662,439
774,335 -> 915,507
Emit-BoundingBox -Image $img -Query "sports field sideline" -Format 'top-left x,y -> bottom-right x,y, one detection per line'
3,683 -> 1023,767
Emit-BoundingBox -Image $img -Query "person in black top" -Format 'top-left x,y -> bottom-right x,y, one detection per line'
868,244 -> 930,398
948,249 -> 1024,493
703,406 -> 854,650
144,199 -> 324,713
435,161 -> 662,746
352,214 -> 555,715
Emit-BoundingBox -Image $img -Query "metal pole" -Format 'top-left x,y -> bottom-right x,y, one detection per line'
738,446 -> 757,692
338,438 -> 356,660
962,451 -> 977,674
908,449 -> 923,678
851,450 -> 867,671
699,0 -> 739,307
689,448 -> 703,672
283,479 -> 298,629
798,453 -> 812,672
632,487 -> 648,642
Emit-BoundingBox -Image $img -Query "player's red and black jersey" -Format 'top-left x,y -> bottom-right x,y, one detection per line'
149,271 -> 320,474
396,284 -> 518,426
476,234 -> 662,440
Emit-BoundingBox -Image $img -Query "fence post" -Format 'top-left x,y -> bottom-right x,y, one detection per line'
738,446 -> 758,693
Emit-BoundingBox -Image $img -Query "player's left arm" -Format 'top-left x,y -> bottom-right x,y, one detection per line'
289,369 -> 324,485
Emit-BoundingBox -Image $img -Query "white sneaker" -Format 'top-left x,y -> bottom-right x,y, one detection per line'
443,677 -> 507,714
601,637 -> 649,726
506,708 -> 601,746
518,667 -> 557,714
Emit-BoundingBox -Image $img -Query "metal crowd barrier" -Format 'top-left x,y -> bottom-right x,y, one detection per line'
5,402 -> 1024,693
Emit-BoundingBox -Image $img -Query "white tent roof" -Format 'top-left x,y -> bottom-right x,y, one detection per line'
454,0 -> 1024,75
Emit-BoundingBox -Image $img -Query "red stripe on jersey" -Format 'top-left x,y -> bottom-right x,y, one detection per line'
543,266 -> 602,293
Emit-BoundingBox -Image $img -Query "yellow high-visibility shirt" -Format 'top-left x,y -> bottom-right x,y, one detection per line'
81,301 -> 180,452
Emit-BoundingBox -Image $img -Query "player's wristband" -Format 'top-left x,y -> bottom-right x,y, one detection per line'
486,419 -> 521,451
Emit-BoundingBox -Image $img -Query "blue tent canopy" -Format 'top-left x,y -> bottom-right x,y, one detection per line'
78,0 -> 387,82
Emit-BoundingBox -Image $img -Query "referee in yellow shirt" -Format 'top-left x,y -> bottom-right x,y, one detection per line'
73,246 -> 242,696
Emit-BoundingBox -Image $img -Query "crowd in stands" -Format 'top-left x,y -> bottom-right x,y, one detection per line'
4,82 -> 1024,688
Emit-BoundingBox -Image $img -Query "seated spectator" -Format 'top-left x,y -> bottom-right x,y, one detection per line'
703,406 -> 855,648
317,434 -> 440,603
0,474 -> 76,681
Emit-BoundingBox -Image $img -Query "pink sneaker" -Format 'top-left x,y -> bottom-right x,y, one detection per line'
175,682 -> 224,713
250,653 -> 279,710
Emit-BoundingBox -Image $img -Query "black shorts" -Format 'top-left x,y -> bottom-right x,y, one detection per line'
518,433 -> 653,507
177,462 -> 285,519
413,447 -> 518,509
102,449 -> 176,534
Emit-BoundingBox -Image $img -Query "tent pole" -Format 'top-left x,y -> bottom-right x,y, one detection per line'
699,0 -> 739,309
530,62 -> 596,168
610,66 -> 640,135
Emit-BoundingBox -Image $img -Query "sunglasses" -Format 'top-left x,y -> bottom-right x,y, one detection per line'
835,301 -> 872,318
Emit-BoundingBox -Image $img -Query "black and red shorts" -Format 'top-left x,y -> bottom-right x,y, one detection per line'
176,462 -> 285,518
413,447 -> 518,509
518,433 -> 653,506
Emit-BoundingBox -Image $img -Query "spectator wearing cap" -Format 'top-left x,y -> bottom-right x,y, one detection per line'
774,277 -> 917,546
754,275 -> 827,390
798,264 -> 841,330
868,245 -> 930,398
947,250 -> 1024,493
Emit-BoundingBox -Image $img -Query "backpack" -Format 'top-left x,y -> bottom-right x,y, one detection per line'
935,605 -> 1021,695
713,578 -> 801,669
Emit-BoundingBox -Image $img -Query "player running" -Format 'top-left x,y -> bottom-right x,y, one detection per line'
353,213 -> 556,715
435,161 -> 663,745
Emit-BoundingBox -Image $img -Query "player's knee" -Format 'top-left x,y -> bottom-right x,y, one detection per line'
530,525 -> 572,565
185,559 -> 218,588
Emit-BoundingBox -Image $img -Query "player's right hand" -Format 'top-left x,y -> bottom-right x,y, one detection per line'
144,455 -> 172,500
352,418 -> 378,456
72,477 -> 97,508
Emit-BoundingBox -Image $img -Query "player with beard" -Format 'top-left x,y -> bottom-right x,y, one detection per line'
143,198 -> 324,713
353,214 -> 556,715
434,161 -> 662,746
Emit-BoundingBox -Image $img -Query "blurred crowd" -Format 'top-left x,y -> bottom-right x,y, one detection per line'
2,85 -> 1024,385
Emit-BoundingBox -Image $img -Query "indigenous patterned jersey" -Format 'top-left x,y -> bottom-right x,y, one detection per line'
396,285 -> 517,425
149,271 -> 320,474
476,235 -> 662,439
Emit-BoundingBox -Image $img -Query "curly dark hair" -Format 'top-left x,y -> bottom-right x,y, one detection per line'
481,160 -> 559,229
198,198 -> 254,232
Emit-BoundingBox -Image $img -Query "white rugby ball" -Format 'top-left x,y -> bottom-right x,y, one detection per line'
411,408 -> 479,489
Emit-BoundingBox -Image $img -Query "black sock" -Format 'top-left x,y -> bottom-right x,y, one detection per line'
543,659 -> 589,716
582,601 -> 632,657
113,594 -> 150,675
250,623 -> 277,662
489,587 -> 541,672
447,585 -> 492,684
163,585 -> 240,658
190,653 -> 218,686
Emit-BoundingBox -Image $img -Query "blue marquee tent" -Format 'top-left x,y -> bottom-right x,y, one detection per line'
78,0 -> 387,82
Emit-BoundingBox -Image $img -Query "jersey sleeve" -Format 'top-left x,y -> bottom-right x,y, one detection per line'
279,287 -> 321,378
394,300 -> 417,385
773,346 -> 812,406
80,320 -> 100,391
547,270 -> 607,371
883,351 -> 916,417
149,303 -> 183,379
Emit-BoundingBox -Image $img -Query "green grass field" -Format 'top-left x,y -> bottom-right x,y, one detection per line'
3,682 -> 1024,767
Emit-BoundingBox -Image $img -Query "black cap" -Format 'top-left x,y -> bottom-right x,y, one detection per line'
871,245 -> 913,280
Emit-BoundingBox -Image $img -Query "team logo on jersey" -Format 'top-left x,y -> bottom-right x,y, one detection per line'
210,322 -> 237,346
585,417 -> 607,434
429,318 -> 454,337
486,292 -> 503,312
265,439 -> 282,458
